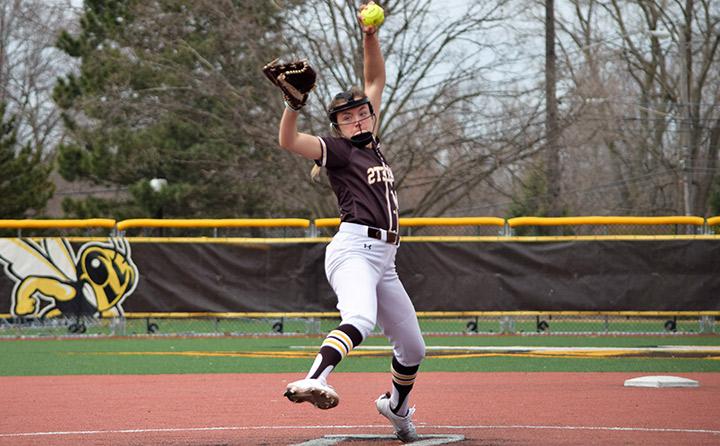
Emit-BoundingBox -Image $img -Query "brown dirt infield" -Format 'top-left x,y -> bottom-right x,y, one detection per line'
1,372 -> 719,445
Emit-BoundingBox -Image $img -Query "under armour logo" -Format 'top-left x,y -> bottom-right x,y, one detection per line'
363,244 -> 373,250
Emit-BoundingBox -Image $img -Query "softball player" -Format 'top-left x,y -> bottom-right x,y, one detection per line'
274,3 -> 425,443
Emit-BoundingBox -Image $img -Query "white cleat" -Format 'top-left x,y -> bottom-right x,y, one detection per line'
375,392 -> 419,443
284,378 -> 339,410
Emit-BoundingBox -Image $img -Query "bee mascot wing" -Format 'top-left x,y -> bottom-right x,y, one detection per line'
0,238 -> 77,282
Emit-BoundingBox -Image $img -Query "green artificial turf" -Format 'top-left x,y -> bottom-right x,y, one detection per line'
1,335 -> 718,376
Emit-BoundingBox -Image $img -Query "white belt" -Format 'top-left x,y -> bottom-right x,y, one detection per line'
339,222 -> 399,245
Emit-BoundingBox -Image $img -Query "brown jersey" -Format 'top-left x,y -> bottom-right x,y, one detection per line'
316,136 -> 399,233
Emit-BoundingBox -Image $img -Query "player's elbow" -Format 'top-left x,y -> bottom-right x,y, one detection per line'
365,76 -> 386,94
278,138 -> 298,153
278,131 -> 295,151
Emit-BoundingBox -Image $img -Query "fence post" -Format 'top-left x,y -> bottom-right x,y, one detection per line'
306,317 -> 321,334
700,316 -> 715,334
500,315 -> 516,334
503,221 -> 511,237
111,317 -> 126,336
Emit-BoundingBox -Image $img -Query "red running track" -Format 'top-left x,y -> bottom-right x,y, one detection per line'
1,372 -> 718,445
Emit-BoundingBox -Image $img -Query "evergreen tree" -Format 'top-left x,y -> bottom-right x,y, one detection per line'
508,163 -> 570,236
54,0 -> 290,219
0,103 -> 54,218
710,179 -> 720,218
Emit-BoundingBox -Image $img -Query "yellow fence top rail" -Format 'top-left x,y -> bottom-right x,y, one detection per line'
508,216 -> 705,227
315,217 -> 505,228
0,218 -> 116,229
116,218 -> 311,230
399,217 -> 505,227
1,216 -> 716,232
314,218 -> 341,228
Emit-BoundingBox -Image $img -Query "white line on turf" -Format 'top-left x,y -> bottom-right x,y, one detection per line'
1,424 -> 719,438
0,425 -> 387,438
436,425 -> 720,434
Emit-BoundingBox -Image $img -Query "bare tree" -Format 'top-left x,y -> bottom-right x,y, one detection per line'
544,0 -> 563,218
555,0 -> 720,216
0,0 -> 77,152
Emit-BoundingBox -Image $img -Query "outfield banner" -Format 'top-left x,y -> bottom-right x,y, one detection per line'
399,240 -> 720,311
0,238 -> 718,317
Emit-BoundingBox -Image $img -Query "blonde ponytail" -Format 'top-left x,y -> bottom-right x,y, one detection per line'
311,164 -> 322,181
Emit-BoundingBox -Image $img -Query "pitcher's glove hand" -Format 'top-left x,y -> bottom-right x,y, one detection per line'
262,58 -> 317,111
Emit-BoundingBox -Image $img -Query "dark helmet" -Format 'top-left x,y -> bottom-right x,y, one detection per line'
327,89 -> 375,125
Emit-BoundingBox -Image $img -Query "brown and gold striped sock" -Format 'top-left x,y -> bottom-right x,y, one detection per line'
389,356 -> 419,416
306,324 -> 363,382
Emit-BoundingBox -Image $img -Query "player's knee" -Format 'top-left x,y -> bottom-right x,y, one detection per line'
412,338 -> 426,364
399,337 -> 426,366
341,315 -> 375,339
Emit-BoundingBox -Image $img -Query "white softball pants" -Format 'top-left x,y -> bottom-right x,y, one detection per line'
325,223 -> 426,367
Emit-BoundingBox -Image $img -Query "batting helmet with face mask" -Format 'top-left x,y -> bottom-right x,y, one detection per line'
327,90 -> 376,148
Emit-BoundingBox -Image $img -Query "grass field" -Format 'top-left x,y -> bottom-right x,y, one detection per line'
1,334 -> 719,376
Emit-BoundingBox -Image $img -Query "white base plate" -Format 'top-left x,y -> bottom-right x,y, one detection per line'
624,375 -> 699,388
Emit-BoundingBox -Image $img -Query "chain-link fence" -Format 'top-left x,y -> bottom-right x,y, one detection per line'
505,216 -> 709,237
0,312 -> 716,338
509,223 -> 705,236
707,219 -> 720,235
119,226 -> 311,238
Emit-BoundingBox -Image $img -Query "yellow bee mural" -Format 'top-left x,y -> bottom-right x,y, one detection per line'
0,238 -> 138,318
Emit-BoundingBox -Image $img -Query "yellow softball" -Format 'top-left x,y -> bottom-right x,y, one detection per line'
361,3 -> 385,27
